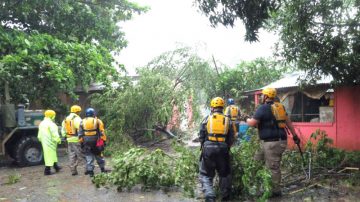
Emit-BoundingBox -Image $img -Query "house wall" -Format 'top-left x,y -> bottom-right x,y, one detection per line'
292,122 -> 336,149
335,86 -> 360,150
293,86 -> 360,151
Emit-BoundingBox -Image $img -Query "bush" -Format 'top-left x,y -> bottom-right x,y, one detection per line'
92,144 -> 199,196
94,131 -> 273,201
231,128 -> 272,201
305,129 -> 360,170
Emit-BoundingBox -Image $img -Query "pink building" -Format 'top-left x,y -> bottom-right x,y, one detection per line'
249,72 -> 360,151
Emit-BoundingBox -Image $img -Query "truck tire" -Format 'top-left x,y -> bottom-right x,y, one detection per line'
15,136 -> 43,167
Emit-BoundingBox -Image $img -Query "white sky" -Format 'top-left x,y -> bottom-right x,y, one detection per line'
115,0 -> 278,75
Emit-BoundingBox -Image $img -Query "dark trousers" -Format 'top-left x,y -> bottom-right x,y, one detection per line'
82,139 -> 105,172
199,141 -> 231,200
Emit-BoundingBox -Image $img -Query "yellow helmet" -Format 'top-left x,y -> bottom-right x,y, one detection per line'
262,88 -> 277,98
44,110 -> 56,119
70,105 -> 82,113
210,97 -> 225,108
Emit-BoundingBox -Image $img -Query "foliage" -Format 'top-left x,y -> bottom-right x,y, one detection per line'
145,47 -> 218,121
92,69 -> 175,143
172,143 -> 200,197
92,47 -> 217,144
217,58 -> 288,99
92,145 -> 199,196
0,28 -> 117,107
93,131 -> 273,201
0,0 -> 146,51
5,174 -> 21,185
0,0 -> 146,107
195,0 -> 280,41
231,128 -> 272,201
272,0 -> 360,85
304,129 -> 360,169
196,0 -> 360,85
282,129 -> 360,189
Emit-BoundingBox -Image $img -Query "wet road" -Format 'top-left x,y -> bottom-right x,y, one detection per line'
0,148 -> 196,202
1,148 -> 359,202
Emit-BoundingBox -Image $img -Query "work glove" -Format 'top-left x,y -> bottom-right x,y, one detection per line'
293,135 -> 300,145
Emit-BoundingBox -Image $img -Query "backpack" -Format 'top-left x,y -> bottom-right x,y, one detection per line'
271,102 -> 287,128
83,117 -> 99,136
230,106 -> 239,120
206,113 -> 229,142
64,115 -> 76,135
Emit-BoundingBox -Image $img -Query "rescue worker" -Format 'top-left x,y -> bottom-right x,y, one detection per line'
246,87 -> 300,197
224,98 -> 241,134
78,107 -> 107,177
37,109 -> 62,175
61,105 -> 84,176
199,97 -> 236,202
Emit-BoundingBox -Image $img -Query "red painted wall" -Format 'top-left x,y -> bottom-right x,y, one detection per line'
292,122 -> 336,149
334,86 -> 360,150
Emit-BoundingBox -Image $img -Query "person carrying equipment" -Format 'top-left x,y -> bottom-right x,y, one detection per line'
247,87 -> 300,197
61,105 -> 85,176
198,97 -> 236,202
224,98 -> 241,134
78,107 -> 107,177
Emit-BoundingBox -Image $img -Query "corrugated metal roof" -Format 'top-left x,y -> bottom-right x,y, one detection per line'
263,71 -> 333,89
245,71 -> 333,93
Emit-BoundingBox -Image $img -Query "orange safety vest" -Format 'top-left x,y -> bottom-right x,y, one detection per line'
64,115 -> 77,136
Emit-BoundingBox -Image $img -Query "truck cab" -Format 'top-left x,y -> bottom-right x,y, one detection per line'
0,104 -> 44,166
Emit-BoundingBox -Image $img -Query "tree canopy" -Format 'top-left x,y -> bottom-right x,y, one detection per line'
273,0 -> 360,85
195,0 -> 279,41
0,0 -> 145,51
216,58 -> 287,99
0,27 -> 116,106
0,0 -> 146,107
92,47 -> 216,142
196,0 -> 360,85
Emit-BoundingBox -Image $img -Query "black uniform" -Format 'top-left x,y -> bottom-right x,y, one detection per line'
199,111 -> 235,201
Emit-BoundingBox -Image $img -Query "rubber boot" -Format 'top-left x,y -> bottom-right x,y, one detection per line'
271,191 -> 282,198
205,196 -> 215,202
71,170 -> 78,176
88,171 -> 94,177
222,195 -> 230,201
54,163 -> 62,172
100,167 -> 107,173
44,166 -> 52,175
85,170 -> 94,177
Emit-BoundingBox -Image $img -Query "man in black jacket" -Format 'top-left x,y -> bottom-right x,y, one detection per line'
247,87 -> 300,197
199,97 -> 236,202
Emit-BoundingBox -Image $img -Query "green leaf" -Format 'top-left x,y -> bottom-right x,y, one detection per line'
24,39 -> 31,46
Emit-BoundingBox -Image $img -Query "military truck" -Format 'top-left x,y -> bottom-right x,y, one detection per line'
0,103 -> 44,167
0,82 -> 46,167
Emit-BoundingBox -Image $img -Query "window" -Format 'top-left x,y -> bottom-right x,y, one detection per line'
282,91 -> 334,123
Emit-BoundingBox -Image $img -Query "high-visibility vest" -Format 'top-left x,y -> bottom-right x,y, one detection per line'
271,102 -> 287,128
229,106 -> 239,120
225,105 -> 239,121
206,113 -> 229,142
82,117 -> 99,136
64,114 -> 77,136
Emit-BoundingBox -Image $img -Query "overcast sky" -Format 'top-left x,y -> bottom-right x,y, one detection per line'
116,0 -> 278,75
